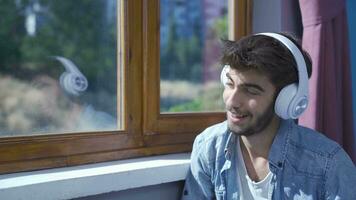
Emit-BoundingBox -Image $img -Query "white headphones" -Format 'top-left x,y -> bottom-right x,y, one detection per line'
53,56 -> 88,96
221,33 -> 309,119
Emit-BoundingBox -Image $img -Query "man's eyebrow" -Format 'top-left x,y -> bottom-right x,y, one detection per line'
226,73 -> 265,92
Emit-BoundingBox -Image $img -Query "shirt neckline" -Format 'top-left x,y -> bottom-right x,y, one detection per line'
236,138 -> 272,185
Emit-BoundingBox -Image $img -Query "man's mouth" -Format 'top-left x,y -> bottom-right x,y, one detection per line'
228,111 -> 249,124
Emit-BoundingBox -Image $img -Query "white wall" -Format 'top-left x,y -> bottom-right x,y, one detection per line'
74,181 -> 184,200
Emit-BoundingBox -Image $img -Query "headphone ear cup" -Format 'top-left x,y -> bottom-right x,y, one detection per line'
220,65 -> 229,86
274,83 -> 297,119
60,72 -> 88,96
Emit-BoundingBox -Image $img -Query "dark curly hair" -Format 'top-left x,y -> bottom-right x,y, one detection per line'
220,33 -> 312,92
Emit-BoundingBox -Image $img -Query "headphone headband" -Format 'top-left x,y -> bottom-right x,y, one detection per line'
256,33 -> 308,95
256,33 -> 309,119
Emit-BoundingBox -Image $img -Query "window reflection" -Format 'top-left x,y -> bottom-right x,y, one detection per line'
0,0 -> 118,136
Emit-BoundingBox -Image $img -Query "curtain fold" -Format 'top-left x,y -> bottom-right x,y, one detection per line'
298,0 -> 355,162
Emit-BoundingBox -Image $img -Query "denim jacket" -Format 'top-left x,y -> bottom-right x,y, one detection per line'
182,119 -> 356,200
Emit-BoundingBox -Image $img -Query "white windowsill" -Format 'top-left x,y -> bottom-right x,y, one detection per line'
0,153 -> 191,200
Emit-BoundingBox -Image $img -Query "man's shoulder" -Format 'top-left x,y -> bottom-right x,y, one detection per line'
289,124 -> 356,186
290,124 -> 342,157
195,121 -> 229,145
192,121 -> 229,161
280,122 -> 354,180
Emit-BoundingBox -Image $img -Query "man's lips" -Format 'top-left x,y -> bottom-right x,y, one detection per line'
228,111 -> 249,124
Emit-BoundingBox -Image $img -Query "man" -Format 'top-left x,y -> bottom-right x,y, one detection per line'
181,33 -> 356,200
30,74 -> 116,133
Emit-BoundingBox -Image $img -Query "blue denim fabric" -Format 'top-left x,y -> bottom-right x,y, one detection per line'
182,119 -> 356,200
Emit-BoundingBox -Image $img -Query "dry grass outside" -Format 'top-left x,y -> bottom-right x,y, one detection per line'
160,80 -> 225,112
160,80 -> 202,100
0,75 -> 70,136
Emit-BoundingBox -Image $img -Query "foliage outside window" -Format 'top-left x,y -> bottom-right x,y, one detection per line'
160,0 -> 228,112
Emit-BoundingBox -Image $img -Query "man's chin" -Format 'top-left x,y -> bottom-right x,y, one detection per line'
227,122 -> 253,136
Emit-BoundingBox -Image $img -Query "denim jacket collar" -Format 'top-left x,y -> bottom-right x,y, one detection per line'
224,129 -> 236,161
223,119 -> 292,169
268,119 -> 291,170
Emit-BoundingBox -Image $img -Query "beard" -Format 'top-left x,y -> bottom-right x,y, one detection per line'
226,100 -> 276,136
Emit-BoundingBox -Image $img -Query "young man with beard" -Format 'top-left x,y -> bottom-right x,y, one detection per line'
181,33 -> 356,200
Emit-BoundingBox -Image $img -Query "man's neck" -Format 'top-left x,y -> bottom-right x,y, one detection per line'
239,116 -> 280,181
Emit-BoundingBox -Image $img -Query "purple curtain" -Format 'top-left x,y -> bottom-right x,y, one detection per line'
298,0 -> 355,162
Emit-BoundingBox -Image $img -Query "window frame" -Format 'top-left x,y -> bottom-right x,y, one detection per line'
0,0 -> 252,174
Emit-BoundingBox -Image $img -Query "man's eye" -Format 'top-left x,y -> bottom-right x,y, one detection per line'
245,87 -> 260,95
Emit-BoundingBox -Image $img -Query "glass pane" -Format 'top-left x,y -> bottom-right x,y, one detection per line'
160,0 -> 227,113
0,0 -> 119,136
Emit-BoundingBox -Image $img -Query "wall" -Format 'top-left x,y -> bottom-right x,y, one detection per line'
346,0 -> 356,143
253,0 -> 302,36
252,0 -> 281,33
73,181 -> 184,200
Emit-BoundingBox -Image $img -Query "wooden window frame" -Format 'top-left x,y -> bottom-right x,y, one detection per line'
0,0 -> 252,174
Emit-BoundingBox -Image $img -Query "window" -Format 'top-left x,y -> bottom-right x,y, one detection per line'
0,0 -> 118,136
0,0 -> 251,174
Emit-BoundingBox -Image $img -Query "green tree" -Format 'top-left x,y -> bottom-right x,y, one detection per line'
213,14 -> 228,40
0,1 -> 27,72
160,15 -> 203,82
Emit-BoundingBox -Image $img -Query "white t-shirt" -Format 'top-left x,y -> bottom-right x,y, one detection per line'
236,138 -> 273,200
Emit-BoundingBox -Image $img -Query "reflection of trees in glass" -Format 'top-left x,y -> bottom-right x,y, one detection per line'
22,0 -> 116,91
0,1 -> 118,134
0,1 -> 25,72
0,0 -> 117,115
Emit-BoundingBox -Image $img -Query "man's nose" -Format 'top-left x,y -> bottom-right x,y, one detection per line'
225,88 -> 244,109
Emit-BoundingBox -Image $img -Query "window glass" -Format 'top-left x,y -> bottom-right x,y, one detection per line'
0,0 -> 118,136
160,0 -> 227,113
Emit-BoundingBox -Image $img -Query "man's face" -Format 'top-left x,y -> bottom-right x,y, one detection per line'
223,69 -> 278,136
